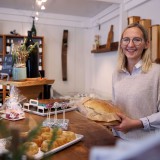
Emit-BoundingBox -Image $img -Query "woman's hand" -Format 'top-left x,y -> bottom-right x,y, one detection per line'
112,112 -> 143,134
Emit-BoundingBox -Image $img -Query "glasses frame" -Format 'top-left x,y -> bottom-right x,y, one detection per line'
121,37 -> 144,46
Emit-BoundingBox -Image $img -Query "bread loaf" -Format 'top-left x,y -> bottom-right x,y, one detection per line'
80,97 -> 122,125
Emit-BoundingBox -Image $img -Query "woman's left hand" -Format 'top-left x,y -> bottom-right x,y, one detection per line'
112,112 -> 143,134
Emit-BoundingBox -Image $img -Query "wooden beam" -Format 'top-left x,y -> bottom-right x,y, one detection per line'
61,30 -> 68,81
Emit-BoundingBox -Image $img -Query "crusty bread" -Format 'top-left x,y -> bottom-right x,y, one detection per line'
83,98 -> 121,114
81,98 -> 122,125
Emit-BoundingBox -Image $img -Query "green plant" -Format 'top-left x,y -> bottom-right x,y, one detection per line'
12,39 -> 38,68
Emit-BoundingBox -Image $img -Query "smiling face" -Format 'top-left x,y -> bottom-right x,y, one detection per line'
120,27 -> 149,64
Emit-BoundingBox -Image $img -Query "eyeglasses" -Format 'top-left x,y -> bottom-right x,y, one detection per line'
121,37 -> 143,46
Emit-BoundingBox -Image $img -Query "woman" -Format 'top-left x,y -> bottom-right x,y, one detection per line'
112,23 -> 160,141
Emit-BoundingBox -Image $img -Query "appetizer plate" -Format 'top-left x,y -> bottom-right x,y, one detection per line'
0,138 -> 9,154
0,134 -> 84,160
0,137 -> 12,154
34,134 -> 84,160
1,114 -> 25,121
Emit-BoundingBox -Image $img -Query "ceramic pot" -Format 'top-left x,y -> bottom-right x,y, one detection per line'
12,67 -> 27,81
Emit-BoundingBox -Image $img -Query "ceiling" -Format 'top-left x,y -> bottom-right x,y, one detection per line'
0,0 -> 122,18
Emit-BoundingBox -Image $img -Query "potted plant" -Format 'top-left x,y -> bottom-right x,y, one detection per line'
12,39 -> 38,81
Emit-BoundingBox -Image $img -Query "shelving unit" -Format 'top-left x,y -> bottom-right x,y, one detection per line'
0,35 -> 4,106
0,34 -> 45,105
3,35 -> 44,70
0,35 -> 3,72
91,42 -> 119,53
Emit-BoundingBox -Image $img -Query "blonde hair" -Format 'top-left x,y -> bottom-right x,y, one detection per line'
117,23 -> 152,73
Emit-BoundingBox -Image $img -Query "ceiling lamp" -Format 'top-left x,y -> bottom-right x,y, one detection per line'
41,5 -> 45,10
36,0 -> 42,6
42,0 -> 47,2
34,0 -> 47,20
36,0 -> 47,6
36,11 -> 39,16
35,17 -> 39,21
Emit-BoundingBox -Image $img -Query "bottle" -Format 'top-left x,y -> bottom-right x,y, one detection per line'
31,17 -> 37,36
25,31 -> 39,78
106,25 -> 114,49
10,39 -> 14,54
39,40 -> 42,54
6,39 -> 11,54
20,39 -> 24,46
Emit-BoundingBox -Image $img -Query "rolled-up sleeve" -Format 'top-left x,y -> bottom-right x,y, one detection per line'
140,117 -> 150,130
140,112 -> 160,131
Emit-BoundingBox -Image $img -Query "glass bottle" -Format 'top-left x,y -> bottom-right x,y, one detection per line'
39,40 -> 42,53
31,17 -> 37,37
25,31 -> 39,78
6,39 -> 11,54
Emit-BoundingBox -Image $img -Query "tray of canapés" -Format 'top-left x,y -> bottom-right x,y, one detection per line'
22,99 -> 77,116
0,126 -> 84,159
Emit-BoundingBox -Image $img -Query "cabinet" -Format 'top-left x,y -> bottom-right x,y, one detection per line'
0,34 -> 45,105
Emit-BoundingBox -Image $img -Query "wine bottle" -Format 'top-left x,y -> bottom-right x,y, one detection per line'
25,31 -> 39,78
106,25 -> 114,50
31,17 -> 37,37
10,39 -> 14,54
20,39 -> 24,46
6,39 -> 11,54
39,40 -> 42,53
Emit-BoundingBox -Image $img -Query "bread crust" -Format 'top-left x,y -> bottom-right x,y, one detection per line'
82,98 -> 122,125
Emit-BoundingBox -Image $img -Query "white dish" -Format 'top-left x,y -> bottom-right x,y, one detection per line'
23,106 -> 77,116
34,134 -> 84,160
0,134 -> 84,160
1,114 -> 25,121
0,138 -> 9,154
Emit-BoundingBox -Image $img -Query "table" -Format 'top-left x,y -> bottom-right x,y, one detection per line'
1,111 -> 117,160
0,78 -> 55,101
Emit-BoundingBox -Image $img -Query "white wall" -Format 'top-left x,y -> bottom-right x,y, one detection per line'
85,0 -> 160,100
85,18 -> 120,100
0,0 -> 159,99
126,0 -> 160,25
38,24 -> 86,95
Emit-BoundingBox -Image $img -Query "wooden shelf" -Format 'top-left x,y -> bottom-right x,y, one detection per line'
91,42 -> 119,53
0,78 -> 54,87
0,78 -> 55,100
